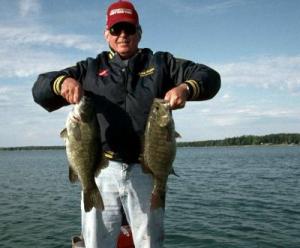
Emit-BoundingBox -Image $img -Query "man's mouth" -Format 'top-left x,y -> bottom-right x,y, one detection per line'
118,40 -> 129,45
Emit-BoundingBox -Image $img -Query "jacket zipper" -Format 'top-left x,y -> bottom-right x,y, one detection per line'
122,67 -> 128,111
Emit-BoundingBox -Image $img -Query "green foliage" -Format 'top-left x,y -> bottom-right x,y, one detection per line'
0,146 -> 65,151
1,133 -> 300,150
177,133 -> 300,147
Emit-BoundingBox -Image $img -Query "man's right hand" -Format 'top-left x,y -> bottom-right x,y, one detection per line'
60,77 -> 83,104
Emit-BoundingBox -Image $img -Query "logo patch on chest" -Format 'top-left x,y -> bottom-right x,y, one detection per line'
98,69 -> 109,77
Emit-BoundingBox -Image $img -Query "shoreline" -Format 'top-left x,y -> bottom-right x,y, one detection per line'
1,133 -> 299,151
1,143 -> 299,151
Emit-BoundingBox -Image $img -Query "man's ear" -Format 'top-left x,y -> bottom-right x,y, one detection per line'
104,30 -> 110,42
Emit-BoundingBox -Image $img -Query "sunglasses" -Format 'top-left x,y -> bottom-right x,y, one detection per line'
109,23 -> 137,36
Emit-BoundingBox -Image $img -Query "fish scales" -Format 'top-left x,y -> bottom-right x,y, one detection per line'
142,98 -> 177,209
61,96 -> 106,212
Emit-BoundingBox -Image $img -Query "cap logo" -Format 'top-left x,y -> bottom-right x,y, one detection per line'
110,8 -> 133,16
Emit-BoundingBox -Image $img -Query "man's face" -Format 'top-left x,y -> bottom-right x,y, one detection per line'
105,22 -> 140,59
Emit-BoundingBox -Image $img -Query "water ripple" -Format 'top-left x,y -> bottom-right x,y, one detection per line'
1,147 -> 300,247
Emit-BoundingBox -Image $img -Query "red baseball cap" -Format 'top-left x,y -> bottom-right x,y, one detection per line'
106,0 -> 139,29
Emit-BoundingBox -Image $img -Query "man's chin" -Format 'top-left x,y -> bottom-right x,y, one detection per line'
118,49 -> 135,59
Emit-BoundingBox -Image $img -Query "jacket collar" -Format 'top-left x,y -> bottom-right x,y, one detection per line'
109,49 -> 145,72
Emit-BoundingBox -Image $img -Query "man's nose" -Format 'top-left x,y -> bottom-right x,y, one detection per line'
119,30 -> 128,37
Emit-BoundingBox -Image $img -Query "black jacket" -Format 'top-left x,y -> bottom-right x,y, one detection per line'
32,48 -> 221,162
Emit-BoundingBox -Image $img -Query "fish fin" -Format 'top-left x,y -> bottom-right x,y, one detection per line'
69,167 -> 79,183
94,157 -> 108,177
60,128 -> 68,138
166,125 -> 172,142
170,168 -> 179,177
139,155 -> 153,174
175,131 -> 181,138
73,124 -> 81,141
83,187 -> 104,212
94,145 -> 108,177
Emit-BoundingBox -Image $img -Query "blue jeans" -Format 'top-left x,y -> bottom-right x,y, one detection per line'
81,161 -> 165,248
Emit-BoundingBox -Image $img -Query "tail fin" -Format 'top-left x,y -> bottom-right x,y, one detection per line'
83,187 -> 104,212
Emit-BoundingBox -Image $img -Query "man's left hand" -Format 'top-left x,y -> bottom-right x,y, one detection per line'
164,83 -> 189,110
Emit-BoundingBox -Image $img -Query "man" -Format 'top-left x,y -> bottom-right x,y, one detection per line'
32,1 -> 221,247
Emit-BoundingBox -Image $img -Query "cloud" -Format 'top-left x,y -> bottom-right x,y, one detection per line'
159,0 -> 245,15
0,82 -> 72,146
194,0 -> 244,13
19,0 -> 41,17
0,25 -> 104,78
209,106 -> 300,127
0,26 -> 102,52
214,55 -> 300,94
173,94 -> 300,141
0,47 -> 74,78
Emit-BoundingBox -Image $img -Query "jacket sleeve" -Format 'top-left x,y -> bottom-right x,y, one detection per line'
32,60 -> 88,112
164,52 -> 221,101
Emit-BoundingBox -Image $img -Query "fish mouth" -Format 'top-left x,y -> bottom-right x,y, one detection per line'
163,102 -> 171,109
118,41 -> 129,45
70,114 -> 81,123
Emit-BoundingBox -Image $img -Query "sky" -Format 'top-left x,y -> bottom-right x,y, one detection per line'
0,0 -> 300,147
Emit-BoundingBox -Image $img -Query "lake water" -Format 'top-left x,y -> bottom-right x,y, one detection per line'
0,146 -> 299,248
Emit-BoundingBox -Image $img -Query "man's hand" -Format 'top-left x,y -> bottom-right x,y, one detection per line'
164,83 -> 189,110
60,78 -> 83,104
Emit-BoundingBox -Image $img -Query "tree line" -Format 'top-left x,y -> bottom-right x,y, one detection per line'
177,133 -> 300,147
1,133 -> 300,150
0,146 -> 65,151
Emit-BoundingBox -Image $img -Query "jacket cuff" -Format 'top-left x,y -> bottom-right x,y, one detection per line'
52,75 -> 69,95
184,80 -> 201,100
